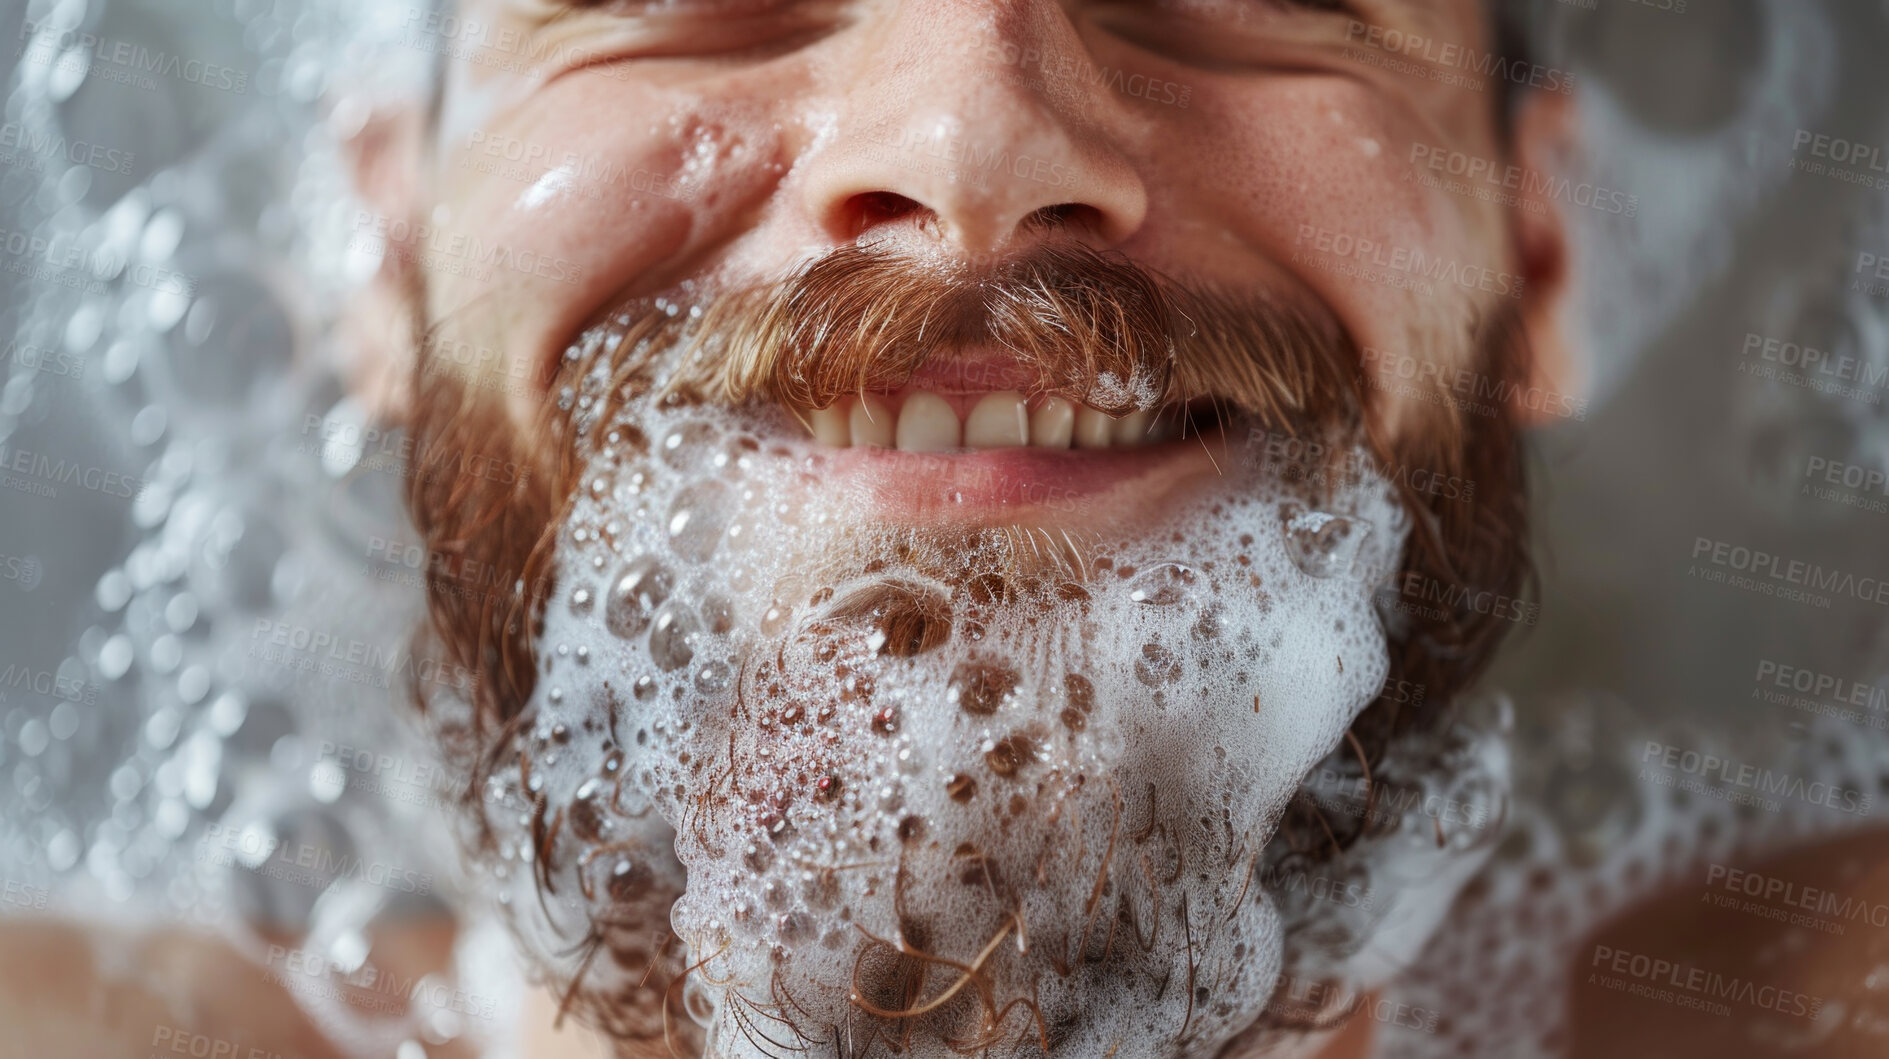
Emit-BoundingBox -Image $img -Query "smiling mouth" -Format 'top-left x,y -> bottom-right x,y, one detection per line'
775,356 -> 1243,529
803,388 -> 1189,451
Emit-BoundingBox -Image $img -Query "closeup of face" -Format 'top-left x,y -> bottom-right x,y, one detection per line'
370,0 -> 1576,1054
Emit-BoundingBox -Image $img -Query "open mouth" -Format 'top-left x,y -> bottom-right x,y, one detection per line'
777,357 -> 1243,527
800,388 -> 1213,450
790,353 -> 1235,451
792,395 -> 1237,528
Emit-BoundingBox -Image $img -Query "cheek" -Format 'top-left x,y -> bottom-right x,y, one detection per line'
1141,77 -> 1502,360
424,76 -> 796,385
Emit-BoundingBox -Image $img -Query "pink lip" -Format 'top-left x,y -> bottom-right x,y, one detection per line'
807,430 -> 1231,530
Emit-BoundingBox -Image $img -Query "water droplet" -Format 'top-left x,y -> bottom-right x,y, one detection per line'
946,774 -> 977,802
659,420 -> 720,474
667,480 -> 735,561
1127,562 -> 1199,606
1283,506 -> 1371,579
966,572 -> 1010,607
1134,642 -> 1180,686
569,782 -> 609,843
1059,673 -> 1095,730
1064,673 -> 1095,712
985,734 -> 1039,778
1193,608 -> 1223,640
680,596 -> 728,639
778,911 -> 815,943
949,659 -> 1017,716
606,557 -> 674,639
649,604 -> 699,671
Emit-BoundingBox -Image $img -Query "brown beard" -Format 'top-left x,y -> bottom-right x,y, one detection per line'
401,242 -> 1530,1046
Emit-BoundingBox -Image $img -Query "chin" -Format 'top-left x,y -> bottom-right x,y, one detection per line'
456,340 -> 1432,1056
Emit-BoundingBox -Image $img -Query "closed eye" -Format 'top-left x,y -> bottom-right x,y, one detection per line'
503,0 -> 849,65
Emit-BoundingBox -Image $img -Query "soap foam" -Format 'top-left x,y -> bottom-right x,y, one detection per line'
468,333 -> 1417,1056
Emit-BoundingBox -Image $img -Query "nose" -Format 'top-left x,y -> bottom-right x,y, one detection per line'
798,3 -> 1149,258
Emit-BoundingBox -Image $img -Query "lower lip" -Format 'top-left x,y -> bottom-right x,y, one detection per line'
807,430 -> 1231,528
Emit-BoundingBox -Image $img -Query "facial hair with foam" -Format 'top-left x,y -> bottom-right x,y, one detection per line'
470,315 -> 1411,1055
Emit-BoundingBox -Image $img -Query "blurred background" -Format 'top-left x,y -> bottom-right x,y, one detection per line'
0,0 -> 1885,1056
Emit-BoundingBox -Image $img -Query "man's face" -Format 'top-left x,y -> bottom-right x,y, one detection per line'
395,1 -> 1540,1055
421,0 -> 1512,423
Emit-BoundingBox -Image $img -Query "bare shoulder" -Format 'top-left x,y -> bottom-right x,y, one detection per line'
1568,826 -> 1889,1058
0,917 -> 489,1059
0,919 -> 348,1058
517,984 -> 638,1059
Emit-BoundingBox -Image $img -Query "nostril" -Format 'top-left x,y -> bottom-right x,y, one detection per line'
1022,202 -> 1107,239
846,190 -> 929,238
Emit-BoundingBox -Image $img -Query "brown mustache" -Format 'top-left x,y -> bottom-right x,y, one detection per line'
583,242 -> 1366,431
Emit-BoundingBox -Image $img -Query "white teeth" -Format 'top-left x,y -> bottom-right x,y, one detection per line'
809,404 -> 850,448
1073,406 -> 1115,449
1030,397 -> 1074,449
850,394 -> 894,448
964,391 -> 1030,449
895,391 -> 961,452
804,394 -> 1180,451
1112,410 -> 1151,448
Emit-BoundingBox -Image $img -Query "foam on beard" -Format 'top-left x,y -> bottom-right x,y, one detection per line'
481,354 -> 1414,1056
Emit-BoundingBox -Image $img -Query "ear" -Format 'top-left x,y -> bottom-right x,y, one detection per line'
336,97 -> 429,426
1508,89 -> 1589,424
